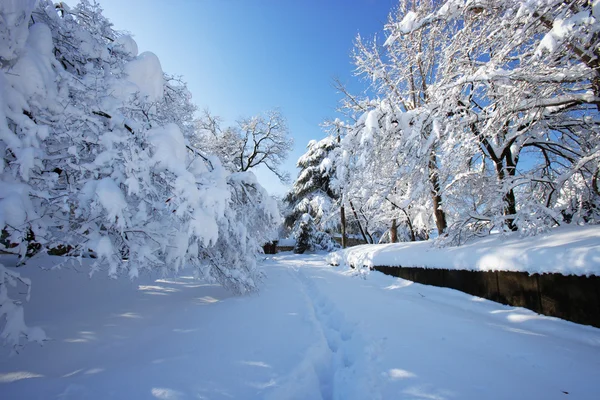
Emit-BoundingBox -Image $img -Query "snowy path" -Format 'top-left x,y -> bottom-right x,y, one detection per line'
1,254 -> 600,399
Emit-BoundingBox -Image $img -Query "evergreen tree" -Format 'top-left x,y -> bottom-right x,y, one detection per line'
285,136 -> 339,231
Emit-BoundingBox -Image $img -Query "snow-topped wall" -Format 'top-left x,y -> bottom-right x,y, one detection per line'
330,225 -> 600,277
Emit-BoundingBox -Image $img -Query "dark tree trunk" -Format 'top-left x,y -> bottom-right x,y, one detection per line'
341,204 -> 347,248
493,158 -> 518,232
349,200 -> 369,244
390,218 -> 398,243
400,208 -> 417,242
336,129 -> 348,248
429,152 -> 447,234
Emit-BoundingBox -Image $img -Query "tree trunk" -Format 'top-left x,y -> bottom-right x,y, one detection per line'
349,200 -> 369,244
390,218 -> 398,243
400,208 -> 417,242
340,204 -> 347,248
493,158 -> 518,232
503,190 -> 518,231
336,129 -> 348,248
429,152 -> 447,234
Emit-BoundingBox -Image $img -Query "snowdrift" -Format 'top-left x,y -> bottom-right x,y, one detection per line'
329,225 -> 600,277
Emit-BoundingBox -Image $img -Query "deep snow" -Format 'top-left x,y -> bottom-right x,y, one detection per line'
329,225 -> 600,276
1,253 -> 600,399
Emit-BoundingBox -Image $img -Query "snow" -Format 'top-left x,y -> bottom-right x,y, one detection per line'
0,192 -> 27,229
0,0 -> 38,60
398,11 -> 418,33
8,22 -> 58,101
114,35 -> 138,57
329,225 -> 600,276
384,10 -> 419,45
1,253 -> 599,399
277,238 -> 296,247
94,178 -> 128,228
0,263 -> 46,348
123,51 -> 164,102
148,123 -> 188,175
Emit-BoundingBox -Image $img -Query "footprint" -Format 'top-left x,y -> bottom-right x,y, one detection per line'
343,353 -> 355,368
326,333 -> 339,353
340,327 -> 353,342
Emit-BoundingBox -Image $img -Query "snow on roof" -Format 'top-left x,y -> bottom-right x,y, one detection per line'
328,225 -> 600,276
277,238 -> 296,247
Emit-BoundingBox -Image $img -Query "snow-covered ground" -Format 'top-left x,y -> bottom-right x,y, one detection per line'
329,225 -> 600,276
1,253 -> 600,399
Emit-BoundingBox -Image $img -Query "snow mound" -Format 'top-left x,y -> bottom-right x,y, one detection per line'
148,123 -> 187,175
9,22 -> 58,101
123,51 -> 163,102
0,0 -> 37,60
114,34 -> 138,56
331,225 -> 600,276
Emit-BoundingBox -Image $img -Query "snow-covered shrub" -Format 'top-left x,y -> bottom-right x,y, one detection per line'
0,263 -> 46,349
293,214 -> 316,254
313,230 -> 340,252
293,213 -> 339,254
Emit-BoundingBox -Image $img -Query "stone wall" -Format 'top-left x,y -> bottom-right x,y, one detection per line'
332,237 -> 368,247
373,265 -> 600,328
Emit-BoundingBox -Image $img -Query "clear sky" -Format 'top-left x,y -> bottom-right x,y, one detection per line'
85,0 -> 396,196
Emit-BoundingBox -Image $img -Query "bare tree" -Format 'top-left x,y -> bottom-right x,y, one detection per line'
197,109 -> 293,183
236,109 -> 293,183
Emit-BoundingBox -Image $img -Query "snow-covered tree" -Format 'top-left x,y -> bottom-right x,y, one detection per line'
391,0 -> 600,241
333,0 -> 599,245
329,0 -> 457,241
285,135 -> 339,231
197,109 -> 293,182
292,213 -> 338,254
0,0 -> 279,348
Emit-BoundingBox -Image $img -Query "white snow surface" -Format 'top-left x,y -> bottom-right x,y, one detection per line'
277,238 -> 296,247
1,253 -> 599,399
0,0 -> 38,60
330,225 -> 600,276
114,34 -> 138,57
122,51 -> 164,102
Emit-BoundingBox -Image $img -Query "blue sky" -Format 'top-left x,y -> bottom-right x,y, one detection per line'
89,0 -> 395,196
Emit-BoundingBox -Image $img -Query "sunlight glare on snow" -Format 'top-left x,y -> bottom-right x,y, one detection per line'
507,313 -> 549,323
194,296 -> 220,304
84,368 -> 105,375
387,368 -> 417,380
172,328 -> 199,334
63,338 -> 89,343
239,361 -> 272,368
0,371 -> 44,383
115,312 -> 143,319
151,387 -> 184,400
138,285 -> 180,293
63,330 -> 97,343
61,369 -> 83,378
470,296 -> 486,302
384,280 -> 414,290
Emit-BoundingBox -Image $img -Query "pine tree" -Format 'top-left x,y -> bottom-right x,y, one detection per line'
285,136 -> 339,231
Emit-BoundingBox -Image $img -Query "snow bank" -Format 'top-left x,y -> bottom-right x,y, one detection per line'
2,253 -> 600,399
329,225 -> 600,276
